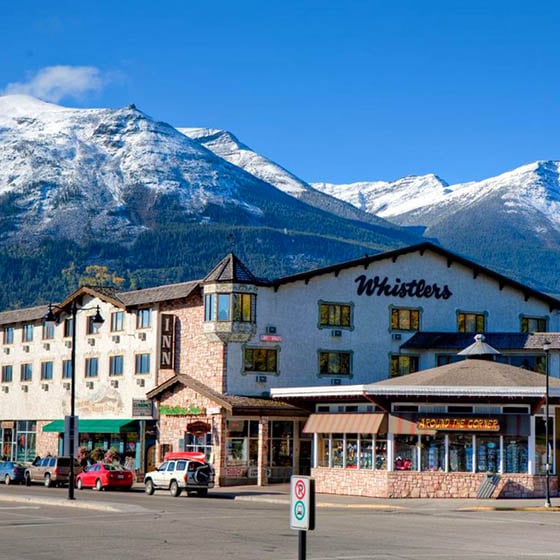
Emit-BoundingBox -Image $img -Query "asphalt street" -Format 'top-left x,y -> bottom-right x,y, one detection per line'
1,483 -> 560,560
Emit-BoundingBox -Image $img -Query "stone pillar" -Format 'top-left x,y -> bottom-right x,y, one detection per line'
257,417 -> 269,486
292,420 -> 300,475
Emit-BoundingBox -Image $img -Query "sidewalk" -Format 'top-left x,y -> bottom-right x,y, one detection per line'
209,483 -> 560,512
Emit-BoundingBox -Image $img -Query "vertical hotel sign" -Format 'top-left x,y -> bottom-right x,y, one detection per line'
160,314 -> 175,370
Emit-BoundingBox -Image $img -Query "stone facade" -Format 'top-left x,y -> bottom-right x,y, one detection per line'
311,467 -> 559,499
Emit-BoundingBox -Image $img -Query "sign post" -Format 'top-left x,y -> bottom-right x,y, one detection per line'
290,476 -> 315,560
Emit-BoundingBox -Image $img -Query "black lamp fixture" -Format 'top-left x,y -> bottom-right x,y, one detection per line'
44,301 -> 104,500
543,339 -> 552,508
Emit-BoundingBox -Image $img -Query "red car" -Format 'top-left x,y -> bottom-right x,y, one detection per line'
75,463 -> 134,491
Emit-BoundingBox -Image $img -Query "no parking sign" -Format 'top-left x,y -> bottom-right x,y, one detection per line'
290,476 -> 315,531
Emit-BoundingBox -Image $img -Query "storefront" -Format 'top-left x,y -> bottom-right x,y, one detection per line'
274,357 -> 560,498
41,419 -> 156,472
1,420 -> 37,462
147,373 -> 311,486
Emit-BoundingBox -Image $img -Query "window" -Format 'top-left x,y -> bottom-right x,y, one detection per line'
40,361 -> 53,380
1,365 -> 12,383
319,302 -> 352,328
85,357 -> 99,378
42,322 -> 54,340
457,312 -> 485,333
391,308 -> 420,331
22,324 -> 34,342
204,294 -> 215,322
62,360 -> 72,379
136,308 -> 152,329
109,355 -> 124,377
232,293 -> 255,322
111,311 -> 124,332
244,348 -> 278,373
319,351 -> 351,375
521,316 -> 547,333
3,327 -> 14,345
390,355 -> 419,378
20,363 -> 32,382
205,293 -> 256,322
64,317 -> 73,338
135,353 -> 150,374
86,315 -> 101,335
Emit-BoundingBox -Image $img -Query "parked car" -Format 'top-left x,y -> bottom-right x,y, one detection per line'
0,460 -> 26,485
25,456 -> 79,487
75,463 -> 134,491
144,452 -> 215,497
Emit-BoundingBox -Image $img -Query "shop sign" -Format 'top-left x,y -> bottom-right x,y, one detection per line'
160,404 -> 204,416
1,421 -> 14,429
160,314 -> 175,370
132,399 -> 153,417
418,417 -> 500,431
355,275 -> 452,300
187,421 -> 211,436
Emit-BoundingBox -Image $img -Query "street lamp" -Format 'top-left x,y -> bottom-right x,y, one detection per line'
543,339 -> 552,508
44,301 -> 104,500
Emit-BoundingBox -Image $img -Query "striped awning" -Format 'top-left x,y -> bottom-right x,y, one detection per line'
389,414 -> 434,435
302,413 -> 386,434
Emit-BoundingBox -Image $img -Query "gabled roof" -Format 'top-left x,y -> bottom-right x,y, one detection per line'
401,332 -> 560,351
204,253 -> 266,285
271,241 -> 560,310
147,374 -> 307,416
58,286 -> 126,311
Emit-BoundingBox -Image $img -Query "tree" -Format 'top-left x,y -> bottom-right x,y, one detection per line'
78,265 -> 125,288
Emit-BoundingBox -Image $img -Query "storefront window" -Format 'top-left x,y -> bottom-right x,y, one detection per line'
504,436 -> 528,473
534,416 -> 553,474
476,435 -> 500,472
15,421 -> 36,462
345,437 -> 358,468
375,438 -> 387,470
448,433 -> 473,472
394,435 -> 417,470
421,434 -> 445,471
331,435 -> 344,468
226,420 -> 258,468
359,437 -> 373,469
318,436 -> 331,467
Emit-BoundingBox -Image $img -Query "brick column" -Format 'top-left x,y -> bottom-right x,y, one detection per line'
257,417 -> 269,486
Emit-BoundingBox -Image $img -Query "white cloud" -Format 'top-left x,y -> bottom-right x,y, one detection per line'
2,66 -> 105,102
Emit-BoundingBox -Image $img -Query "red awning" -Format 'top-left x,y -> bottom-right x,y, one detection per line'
302,413 -> 386,434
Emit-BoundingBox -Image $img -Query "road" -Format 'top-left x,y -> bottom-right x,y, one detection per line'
0,484 -> 560,560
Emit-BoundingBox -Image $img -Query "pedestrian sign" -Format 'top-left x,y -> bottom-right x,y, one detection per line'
290,476 -> 315,531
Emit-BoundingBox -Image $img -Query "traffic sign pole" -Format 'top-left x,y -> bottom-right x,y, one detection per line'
290,476 -> 315,560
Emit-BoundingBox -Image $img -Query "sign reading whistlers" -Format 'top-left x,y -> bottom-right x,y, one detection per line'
159,314 -> 175,370
355,274 -> 453,300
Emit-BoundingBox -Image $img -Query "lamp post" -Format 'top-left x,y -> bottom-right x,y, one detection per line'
44,302 -> 104,500
543,339 -> 552,508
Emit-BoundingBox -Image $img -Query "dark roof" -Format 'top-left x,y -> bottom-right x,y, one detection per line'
118,281 -> 200,307
271,242 -> 560,310
0,304 -> 51,327
204,253 -> 266,284
147,374 -> 307,416
401,332 -> 560,351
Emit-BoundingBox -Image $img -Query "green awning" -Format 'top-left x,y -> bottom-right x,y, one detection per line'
43,419 -> 137,433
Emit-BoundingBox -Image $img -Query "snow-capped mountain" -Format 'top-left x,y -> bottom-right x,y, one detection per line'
0,95 -> 420,309
313,162 -> 560,293
180,127 -> 394,228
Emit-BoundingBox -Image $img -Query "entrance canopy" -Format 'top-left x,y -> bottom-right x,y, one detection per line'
43,419 -> 137,433
303,413 -> 386,434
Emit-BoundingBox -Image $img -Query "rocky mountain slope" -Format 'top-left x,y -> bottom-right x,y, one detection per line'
0,95 -> 420,309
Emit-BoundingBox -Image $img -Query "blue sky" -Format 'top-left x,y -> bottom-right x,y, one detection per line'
1,1 -> 559,185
